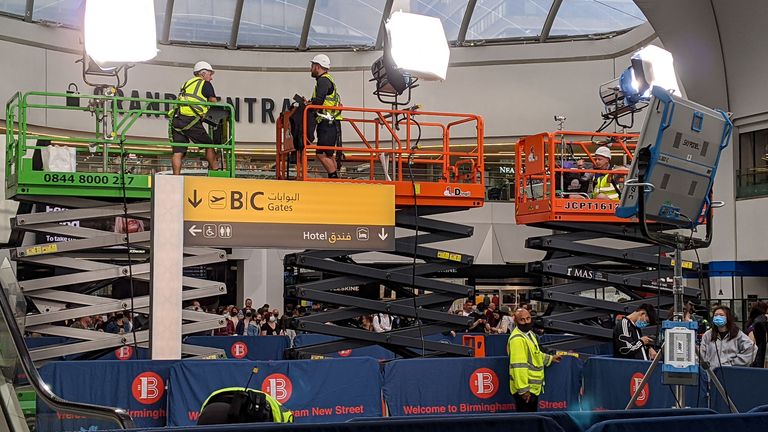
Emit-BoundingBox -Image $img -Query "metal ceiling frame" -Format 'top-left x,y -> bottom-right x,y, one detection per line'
10,0 -> 646,50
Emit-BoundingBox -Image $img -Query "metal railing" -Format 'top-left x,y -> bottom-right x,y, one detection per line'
6,91 -> 237,199
277,105 -> 484,186
514,131 -> 639,224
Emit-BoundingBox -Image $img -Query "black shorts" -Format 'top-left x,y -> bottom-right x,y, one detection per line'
316,120 -> 339,157
170,115 -> 212,154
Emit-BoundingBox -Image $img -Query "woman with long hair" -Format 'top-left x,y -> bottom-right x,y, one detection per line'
700,305 -> 755,367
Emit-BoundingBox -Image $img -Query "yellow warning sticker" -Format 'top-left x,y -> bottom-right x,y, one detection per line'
437,251 -> 463,262
25,244 -> 58,257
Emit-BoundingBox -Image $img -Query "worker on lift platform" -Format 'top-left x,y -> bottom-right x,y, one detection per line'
169,61 -> 220,175
304,54 -> 343,179
590,146 -> 621,200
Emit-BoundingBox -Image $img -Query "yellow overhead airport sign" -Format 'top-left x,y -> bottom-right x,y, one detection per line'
182,177 -> 396,250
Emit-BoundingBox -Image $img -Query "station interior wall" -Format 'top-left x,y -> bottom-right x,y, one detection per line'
2,0 -> 768,306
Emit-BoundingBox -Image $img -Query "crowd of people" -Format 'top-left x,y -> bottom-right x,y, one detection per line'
182,296 -> 528,338
185,299 -> 295,337
52,293 -> 768,375
454,299 -> 523,335
64,310 -> 142,335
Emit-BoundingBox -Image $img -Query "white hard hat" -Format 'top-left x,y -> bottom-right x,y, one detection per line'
193,61 -> 214,73
594,146 -> 612,159
311,54 -> 331,69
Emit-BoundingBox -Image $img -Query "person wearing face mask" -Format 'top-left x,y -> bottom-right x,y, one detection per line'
508,308 -> 561,412
261,313 -> 280,336
235,311 -> 248,336
613,303 -> 657,360
248,314 -> 262,336
700,305 -> 755,367
229,307 -> 240,330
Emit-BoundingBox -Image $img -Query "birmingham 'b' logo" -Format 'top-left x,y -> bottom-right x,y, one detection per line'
132,372 -> 165,405
630,372 -> 650,407
261,373 -> 293,403
115,345 -> 133,361
231,341 -> 248,359
469,368 -> 499,399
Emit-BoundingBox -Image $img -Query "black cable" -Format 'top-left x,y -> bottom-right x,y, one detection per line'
595,118 -> 613,133
405,115 -> 425,357
656,245 -> 662,343
118,137 -> 139,354
695,357 -> 703,408
668,384 -> 682,408
694,248 -> 709,303
616,111 -> 635,130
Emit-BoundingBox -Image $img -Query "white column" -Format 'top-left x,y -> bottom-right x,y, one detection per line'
150,175 -> 184,360
236,248 -> 287,312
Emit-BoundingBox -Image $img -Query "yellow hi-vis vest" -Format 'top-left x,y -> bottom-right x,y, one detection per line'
177,77 -> 209,118
591,173 -> 620,200
201,387 -> 294,423
508,327 -> 552,396
312,73 -> 342,122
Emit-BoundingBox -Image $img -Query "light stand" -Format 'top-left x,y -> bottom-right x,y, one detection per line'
623,174 -> 735,411
370,71 -> 419,182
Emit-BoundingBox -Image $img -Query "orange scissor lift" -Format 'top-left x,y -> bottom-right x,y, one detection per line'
515,131 -> 637,225
276,105 -> 484,357
276,105 -> 485,208
513,131 -> 700,346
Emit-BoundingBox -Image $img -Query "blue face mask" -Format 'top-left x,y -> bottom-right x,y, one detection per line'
713,316 -> 727,327
636,320 -> 648,329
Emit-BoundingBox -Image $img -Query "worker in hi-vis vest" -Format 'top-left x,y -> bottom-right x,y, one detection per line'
590,146 -> 620,200
169,61 -> 219,175
508,308 -> 561,412
305,53 -> 343,178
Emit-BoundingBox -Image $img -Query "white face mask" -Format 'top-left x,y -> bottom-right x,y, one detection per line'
269,316 -> 276,323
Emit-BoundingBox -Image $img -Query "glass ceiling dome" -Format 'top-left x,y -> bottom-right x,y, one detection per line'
0,0 -> 647,49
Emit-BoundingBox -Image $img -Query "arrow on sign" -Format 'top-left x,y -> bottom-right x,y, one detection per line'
378,228 -> 389,241
188,190 -> 202,208
188,225 -> 202,236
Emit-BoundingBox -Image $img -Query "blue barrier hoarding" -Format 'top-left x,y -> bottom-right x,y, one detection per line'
183,336 -> 290,360
382,355 -> 582,415
582,357 -> 706,410
167,357 -> 383,425
293,334 -> 396,360
37,360 -> 176,431
710,366 -> 768,413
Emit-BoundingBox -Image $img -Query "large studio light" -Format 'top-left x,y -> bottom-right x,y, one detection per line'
84,0 -> 158,67
624,45 -> 680,104
385,11 -> 450,81
599,45 -> 679,122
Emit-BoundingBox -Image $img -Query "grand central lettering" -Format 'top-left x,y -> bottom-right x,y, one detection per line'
114,89 -> 292,124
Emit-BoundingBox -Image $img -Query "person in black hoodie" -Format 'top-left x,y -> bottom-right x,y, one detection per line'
747,301 -> 768,368
613,303 -> 657,360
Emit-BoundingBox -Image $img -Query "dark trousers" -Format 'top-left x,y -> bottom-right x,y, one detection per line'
306,119 -> 339,156
513,393 -> 539,412
170,115 -> 212,154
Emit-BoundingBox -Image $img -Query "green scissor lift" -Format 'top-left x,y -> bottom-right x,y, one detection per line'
3,90 -> 232,362
6,90 -> 236,200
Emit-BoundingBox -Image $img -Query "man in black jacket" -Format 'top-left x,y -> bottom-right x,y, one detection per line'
613,303 -> 657,360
